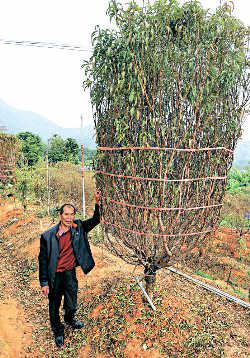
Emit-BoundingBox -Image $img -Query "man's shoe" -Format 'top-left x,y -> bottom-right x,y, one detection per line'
55,335 -> 64,347
65,317 -> 83,329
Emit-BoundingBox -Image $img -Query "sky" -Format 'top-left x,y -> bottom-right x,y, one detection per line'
0,0 -> 249,140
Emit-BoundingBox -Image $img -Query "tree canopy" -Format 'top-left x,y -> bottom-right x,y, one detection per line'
83,0 -> 249,294
48,134 -> 80,164
0,132 -> 21,183
17,131 -> 44,166
84,0 -> 249,149
227,167 -> 250,192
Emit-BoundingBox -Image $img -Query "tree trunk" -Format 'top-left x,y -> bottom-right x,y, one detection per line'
144,265 -> 157,300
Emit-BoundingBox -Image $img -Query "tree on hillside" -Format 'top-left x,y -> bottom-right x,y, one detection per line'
65,137 -> 80,164
48,134 -> 80,164
84,147 -> 96,161
83,0 -> 249,296
17,131 -> 44,166
0,132 -> 21,184
227,168 -> 250,192
48,134 -> 66,163
244,161 -> 250,170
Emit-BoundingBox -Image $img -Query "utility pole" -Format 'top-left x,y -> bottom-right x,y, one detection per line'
81,115 -> 85,218
46,140 -> 50,214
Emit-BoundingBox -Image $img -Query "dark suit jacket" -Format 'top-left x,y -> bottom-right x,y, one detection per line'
38,204 -> 100,288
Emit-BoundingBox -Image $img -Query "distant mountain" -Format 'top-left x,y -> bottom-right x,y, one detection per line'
0,99 -> 249,166
0,98 -> 96,148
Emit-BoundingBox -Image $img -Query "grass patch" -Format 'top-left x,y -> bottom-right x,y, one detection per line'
196,270 -> 216,281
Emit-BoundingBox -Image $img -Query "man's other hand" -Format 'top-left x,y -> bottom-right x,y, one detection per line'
41,285 -> 49,296
95,190 -> 101,205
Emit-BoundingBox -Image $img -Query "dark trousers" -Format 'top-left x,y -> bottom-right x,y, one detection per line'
48,268 -> 78,336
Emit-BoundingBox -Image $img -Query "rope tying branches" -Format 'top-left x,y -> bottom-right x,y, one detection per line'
98,146 -> 234,153
102,196 -> 223,211
83,0 -> 249,296
95,170 -> 228,183
97,146 -> 230,239
95,143 -> 235,266
101,218 -> 215,237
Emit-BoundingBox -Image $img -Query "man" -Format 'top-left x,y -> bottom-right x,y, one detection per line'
38,190 -> 101,347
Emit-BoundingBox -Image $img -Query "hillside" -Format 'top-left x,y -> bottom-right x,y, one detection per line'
0,196 -> 249,358
0,98 -> 96,148
1,98 -> 250,165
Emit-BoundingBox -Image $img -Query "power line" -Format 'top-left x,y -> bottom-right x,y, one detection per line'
0,38 -> 93,52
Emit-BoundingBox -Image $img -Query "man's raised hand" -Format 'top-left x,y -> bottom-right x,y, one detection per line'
95,190 -> 101,205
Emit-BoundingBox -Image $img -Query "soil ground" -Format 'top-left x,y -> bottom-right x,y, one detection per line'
0,198 -> 249,358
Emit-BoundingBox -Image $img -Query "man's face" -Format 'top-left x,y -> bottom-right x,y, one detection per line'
59,206 -> 75,228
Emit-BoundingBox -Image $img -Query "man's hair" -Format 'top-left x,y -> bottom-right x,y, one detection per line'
58,204 -> 76,215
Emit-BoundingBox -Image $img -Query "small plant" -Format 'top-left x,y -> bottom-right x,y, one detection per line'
50,207 -> 58,222
196,270 -> 216,281
37,209 -> 48,218
219,213 -> 249,231
231,286 -> 245,296
91,225 -> 103,245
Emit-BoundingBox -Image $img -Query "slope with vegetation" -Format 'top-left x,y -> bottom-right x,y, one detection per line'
0,137 -> 249,357
0,98 -> 96,148
0,183 -> 249,358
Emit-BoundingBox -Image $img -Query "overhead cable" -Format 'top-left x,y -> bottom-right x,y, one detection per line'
0,38 -> 93,52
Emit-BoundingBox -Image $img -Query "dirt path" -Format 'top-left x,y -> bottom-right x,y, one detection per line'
0,199 -> 139,357
0,299 -> 32,358
0,244 -> 137,358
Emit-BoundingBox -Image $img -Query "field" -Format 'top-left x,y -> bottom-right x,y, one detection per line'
0,169 -> 249,358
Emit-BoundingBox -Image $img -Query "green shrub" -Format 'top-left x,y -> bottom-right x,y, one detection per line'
219,213 -> 249,230
196,270 -> 216,281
